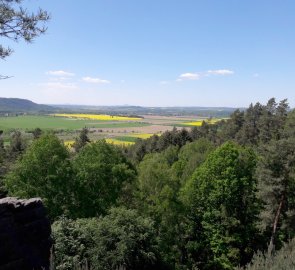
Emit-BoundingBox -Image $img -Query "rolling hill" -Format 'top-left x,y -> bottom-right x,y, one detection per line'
0,98 -> 56,113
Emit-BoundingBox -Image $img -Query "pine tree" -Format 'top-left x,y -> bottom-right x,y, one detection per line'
73,127 -> 90,152
256,138 -> 295,249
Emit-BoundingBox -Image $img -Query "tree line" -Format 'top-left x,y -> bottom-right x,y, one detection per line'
1,98 -> 295,269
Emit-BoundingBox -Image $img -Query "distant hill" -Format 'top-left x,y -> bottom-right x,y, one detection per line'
0,98 -> 56,113
53,104 -> 240,118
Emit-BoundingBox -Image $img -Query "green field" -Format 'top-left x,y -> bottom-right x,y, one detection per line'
115,136 -> 140,143
0,115 -> 149,131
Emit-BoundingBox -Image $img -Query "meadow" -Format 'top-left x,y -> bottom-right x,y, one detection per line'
0,115 -> 148,131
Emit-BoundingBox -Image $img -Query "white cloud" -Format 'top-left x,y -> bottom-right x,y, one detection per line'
82,76 -> 110,84
178,73 -> 201,81
207,69 -> 234,75
177,69 -> 234,81
46,70 -> 75,77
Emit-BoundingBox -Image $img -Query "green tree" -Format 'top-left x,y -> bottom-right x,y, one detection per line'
256,138 -> 295,249
236,103 -> 263,145
0,131 -> 7,198
136,146 -> 189,268
257,98 -> 289,144
172,138 -> 214,184
223,110 -> 245,141
8,130 -> 26,158
90,207 -> 160,270
5,133 -> 72,218
182,142 -> 258,269
71,140 -> 135,218
52,208 -> 161,270
32,127 -> 43,139
73,127 -> 90,152
237,238 -> 295,270
52,217 -> 94,270
137,148 -> 179,223
283,108 -> 295,139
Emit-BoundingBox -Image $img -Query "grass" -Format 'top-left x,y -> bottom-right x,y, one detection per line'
115,136 -> 139,143
114,133 -> 155,143
0,115 -> 149,131
53,113 -> 142,121
64,138 -> 135,148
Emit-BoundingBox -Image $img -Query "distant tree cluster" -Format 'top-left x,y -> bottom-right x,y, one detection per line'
2,98 -> 295,269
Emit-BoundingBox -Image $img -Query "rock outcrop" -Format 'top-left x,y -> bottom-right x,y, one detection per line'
0,197 -> 51,270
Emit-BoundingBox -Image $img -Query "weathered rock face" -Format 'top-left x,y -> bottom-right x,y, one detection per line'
0,197 -> 51,270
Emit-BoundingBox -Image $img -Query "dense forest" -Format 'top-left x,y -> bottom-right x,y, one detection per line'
1,98 -> 295,270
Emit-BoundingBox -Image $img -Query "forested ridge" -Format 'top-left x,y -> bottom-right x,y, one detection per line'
1,98 -> 295,269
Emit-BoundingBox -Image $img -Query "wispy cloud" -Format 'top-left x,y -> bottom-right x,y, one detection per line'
178,73 -> 201,81
253,73 -> 259,78
177,69 -> 234,81
82,76 -> 110,84
46,70 -> 75,77
207,69 -> 234,75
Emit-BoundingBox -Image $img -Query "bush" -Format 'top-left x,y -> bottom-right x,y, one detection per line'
52,207 -> 162,270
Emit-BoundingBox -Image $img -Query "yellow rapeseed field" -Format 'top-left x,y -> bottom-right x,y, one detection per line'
182,118 -> 221,126
105,138 -> 135,146
128,133 -> 155,139
64,140 -> 75,148
53,113 -> 141,121
64,139 -> 134,148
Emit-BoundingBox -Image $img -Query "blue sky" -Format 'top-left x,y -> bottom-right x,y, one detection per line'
1,0 -> 295,107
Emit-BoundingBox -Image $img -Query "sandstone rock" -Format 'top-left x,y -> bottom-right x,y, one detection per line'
0,197 -> 51,270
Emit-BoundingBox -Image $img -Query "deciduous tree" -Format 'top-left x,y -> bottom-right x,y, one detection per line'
182,142 -> 258,269
5,133 -> 72,218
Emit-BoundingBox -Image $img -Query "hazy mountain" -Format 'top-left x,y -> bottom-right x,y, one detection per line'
53,104 -> 240,117
0,98 -> 56,113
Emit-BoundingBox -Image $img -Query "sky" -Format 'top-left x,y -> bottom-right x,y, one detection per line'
0,0 -> 295,107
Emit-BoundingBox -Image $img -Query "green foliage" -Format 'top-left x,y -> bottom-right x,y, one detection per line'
3,98 -> 295,269
256,138 -> 295,247
137,147 -> 179,222
233,99 -> 289,146
89,207 -> 160,270
283,108 -> 295,139
5,133 -> 72,218
52,208 -> 161,270
172,138 -> 214,183
182,142 -> 258,269
8,130 -> 26,158
237,238 -> 295,270
74,128 -> 90,152
71,140 -> 136,218
127,128 -> 192,164
52,217 -> 94,270
0,133 -> 7,197
32,127 -> 43,139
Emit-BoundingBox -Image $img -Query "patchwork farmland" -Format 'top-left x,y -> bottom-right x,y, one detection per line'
0,113 -> 223,146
